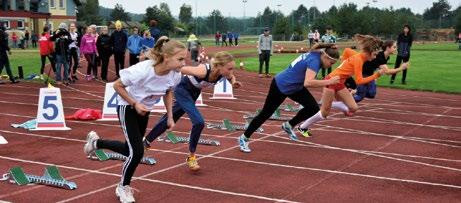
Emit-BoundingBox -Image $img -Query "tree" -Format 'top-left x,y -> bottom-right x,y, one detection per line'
206,10 -> 227,34
110,3 -> 131,21
77,0 -> 103,25
455,6 -> 461,35
423,0 -> 451,28
143,3 -> 175,35
179,4 -> 193,24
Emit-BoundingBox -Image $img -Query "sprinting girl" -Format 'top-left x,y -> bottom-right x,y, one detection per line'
352,40 -> 409,103
143,51 -> 241,171
238,43 -> 341,153
297,34 -> 386,136
83,37 -> 186,203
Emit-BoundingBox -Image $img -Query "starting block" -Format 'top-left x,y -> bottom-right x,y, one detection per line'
243,109 -> 291,121
280,104 -> 302,112
206,119 -> 264,133
157,132 -> 220,146
1,166 -> 77,190
89,149 -> 156,165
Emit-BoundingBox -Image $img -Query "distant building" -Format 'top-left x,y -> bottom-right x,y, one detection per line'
0,0 -> 83,33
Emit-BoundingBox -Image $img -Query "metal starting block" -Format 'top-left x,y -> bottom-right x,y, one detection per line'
156,132 -> 220,146
1,166 -> 77,190
88,149 -> 156,165
243,109 -> 291,121
280,104 -> 302,112
206,119 -> 263,132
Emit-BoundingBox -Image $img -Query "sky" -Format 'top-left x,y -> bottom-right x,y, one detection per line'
98,0 -> 461,17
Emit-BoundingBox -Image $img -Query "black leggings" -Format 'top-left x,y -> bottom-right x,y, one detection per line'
129,53 -> 139,66
100,53 -> 111,80
40,54 -> 56,74
114,51 -> 125,77
96,105 -> 150,186
68,48 -> 79,75
391,55 -> 410,82
244,79 -> 319,138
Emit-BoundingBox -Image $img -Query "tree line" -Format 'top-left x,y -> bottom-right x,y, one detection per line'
76,0 -> 461,40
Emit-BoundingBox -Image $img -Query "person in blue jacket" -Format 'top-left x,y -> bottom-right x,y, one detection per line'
127,27 -> 143,66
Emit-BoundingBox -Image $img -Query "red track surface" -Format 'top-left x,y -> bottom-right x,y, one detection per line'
0,54 -> 460,202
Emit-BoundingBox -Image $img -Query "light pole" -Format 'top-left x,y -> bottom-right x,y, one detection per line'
243,0 -> 247,34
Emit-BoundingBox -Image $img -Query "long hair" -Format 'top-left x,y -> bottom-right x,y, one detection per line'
311,43 -> 339,60
354,34 -> 382,53
146,36 -> 186,66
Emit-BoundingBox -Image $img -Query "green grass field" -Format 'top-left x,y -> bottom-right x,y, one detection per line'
4,42 -> 460,93
239,42 -> 461,94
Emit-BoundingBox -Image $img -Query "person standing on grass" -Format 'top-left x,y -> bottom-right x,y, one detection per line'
187,33 -> 201,65
221,32 -> 227,47
80,26 -> 98,81
234,32 -> 240,46
320,26 -> 337,79
297,35 -> 387,137
390,24 -> 413,85
111,20 -> 128,78
83,37 -> 187,203
258,27 -> 273,78
215,31 -> 221,46
68,23 -> 80,82
238,43 -> 340,153
38,26 -> 56,79
0,25 -> 19,83
11,32 -> 17,48
24,30 -> 30,48
313,29 -> 320,43
227,31 -> 233,46
127,27 -> 142,66
308,30 -> 315,48
96,26 -> 112,82
31,32 -> 38,48
143,51 -> 242,171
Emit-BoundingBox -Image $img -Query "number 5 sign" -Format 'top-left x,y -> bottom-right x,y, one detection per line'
32,87 -> 71,130
98,82 -> 119,121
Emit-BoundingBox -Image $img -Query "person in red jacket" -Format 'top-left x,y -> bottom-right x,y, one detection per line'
38,26 -> 56,79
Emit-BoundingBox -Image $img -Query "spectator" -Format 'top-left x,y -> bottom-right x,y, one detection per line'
0,24 -> 19,83
187,33 -> 201,65
97,26 -> 112,82
307,30 -> 314,48
227,31 -> 233,46
50,23 -> 72,85
127,27 -> 142,66
110,20 -> 128,78
234,32 -> 240,46
215,31 -> 221,46
390,24 -> 413,85
149,19 -> 161,42
320,26 -> 337,78
31,32 -> 38,48
257,27 -> 273,78
221,32 -> 227,46
38,26 -> 56,79
12,32 -> 17,48
68,23 -> 80,82
80,26 -> 98,81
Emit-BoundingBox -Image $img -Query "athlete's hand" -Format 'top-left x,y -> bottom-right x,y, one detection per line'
232,81 -> 242,88
167,117 -> 175,131
377,67 -> 386,76
401,62 -> 410,70
328,76 -> 340,85
134,102 -> 149,116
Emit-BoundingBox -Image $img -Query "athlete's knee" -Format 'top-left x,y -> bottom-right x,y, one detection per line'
349,104 -> 358,112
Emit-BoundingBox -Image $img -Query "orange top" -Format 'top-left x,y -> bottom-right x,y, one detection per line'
329,48 -> 379,85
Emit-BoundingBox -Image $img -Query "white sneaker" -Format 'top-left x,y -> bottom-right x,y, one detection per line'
238,134 -> 251,153
115,184 -> 135,203
83,131 -> 99,156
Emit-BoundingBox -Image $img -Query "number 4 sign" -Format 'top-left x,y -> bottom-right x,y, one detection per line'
32,87 -> 71,130
210,78 -> 236,99
98,82 -> 119,121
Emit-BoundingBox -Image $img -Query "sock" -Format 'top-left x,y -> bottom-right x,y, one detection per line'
300,111 -> 325,129
332,101 -> 349,112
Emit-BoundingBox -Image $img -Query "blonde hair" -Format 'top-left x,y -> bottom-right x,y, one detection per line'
211,51 -> 234,68
354,34 -> 382,53
147,36 -> 186,66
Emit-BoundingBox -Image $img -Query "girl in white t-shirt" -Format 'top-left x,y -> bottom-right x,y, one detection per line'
83,37 -> 187,203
